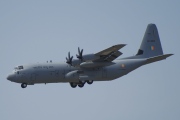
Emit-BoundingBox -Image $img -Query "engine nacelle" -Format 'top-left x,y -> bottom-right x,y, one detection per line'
70,54 -> 100,66
82,54 -> 100,61
71,59 -> 81,66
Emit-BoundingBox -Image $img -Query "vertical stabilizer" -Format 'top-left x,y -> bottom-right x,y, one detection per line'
136,24 -> 163,58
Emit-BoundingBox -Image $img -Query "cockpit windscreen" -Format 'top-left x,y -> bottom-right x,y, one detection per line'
14,65 -> 24,70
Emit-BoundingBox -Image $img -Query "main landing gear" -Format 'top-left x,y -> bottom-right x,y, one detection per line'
21,83 -> 27,88
87,80 -> 93,84
78,81 -> 85,88
70,82 -> 77,88
69,80 -> 93,88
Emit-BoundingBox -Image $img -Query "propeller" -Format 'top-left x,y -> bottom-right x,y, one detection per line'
66,52 -> 73,65
76,47 -> 83,61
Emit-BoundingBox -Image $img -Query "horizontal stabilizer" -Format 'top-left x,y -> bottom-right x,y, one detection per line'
145,54 -> 173,65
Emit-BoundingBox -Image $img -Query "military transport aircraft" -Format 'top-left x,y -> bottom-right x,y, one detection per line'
7,24 -> 173,88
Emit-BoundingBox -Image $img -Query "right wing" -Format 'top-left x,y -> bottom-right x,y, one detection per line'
94,44 -> 126,62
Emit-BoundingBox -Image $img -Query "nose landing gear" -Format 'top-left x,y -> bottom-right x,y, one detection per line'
21,83 -> 27,88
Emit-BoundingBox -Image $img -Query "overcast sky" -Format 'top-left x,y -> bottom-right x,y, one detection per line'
0,0 -> 179,120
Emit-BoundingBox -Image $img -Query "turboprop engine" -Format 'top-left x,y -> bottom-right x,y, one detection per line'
76,47 -> 100,61
81,54 -> 100,61
71,54 -> 100,66
66,47 -> 100,67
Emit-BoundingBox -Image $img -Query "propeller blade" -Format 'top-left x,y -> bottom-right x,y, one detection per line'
66,52 -> 73,65
78,47 -> 80,54
80,49 -> 83,55
76,47 -> 83,60
68,52 -> 70,59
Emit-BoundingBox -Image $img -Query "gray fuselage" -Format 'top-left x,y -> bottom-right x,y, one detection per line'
7,59 -> 145,85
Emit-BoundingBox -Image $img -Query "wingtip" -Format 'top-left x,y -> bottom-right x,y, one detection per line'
121,44 -> 127,46
164,54 -> 174,58
168,54 -> 174,56
115,44 -> 126,47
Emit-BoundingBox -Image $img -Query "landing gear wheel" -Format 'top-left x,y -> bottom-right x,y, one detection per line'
78,81 -> 85,88
78,83 -> 84,88
70,82 -> 77,88
21,83 -> 27,88
87,80 -> 93,84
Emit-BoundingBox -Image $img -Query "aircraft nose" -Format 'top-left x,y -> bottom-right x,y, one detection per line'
7,74 -> 15,81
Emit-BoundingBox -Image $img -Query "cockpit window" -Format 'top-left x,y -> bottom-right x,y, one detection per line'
14,65 -> 24,70
18,66 -> 23,69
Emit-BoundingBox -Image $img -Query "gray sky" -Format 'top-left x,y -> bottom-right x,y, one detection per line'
0,0 -> 179,120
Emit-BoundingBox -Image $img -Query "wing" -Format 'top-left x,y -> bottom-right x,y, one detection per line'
94,44 -> 126,62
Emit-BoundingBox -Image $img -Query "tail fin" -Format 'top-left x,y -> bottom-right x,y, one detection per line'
136,24 -> 163,58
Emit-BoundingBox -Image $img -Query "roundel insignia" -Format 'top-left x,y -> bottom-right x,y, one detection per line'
121,64 -> 125,68
151,46 -> 155,50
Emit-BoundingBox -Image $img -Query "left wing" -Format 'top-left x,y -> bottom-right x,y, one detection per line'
94,44 -> 126,62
